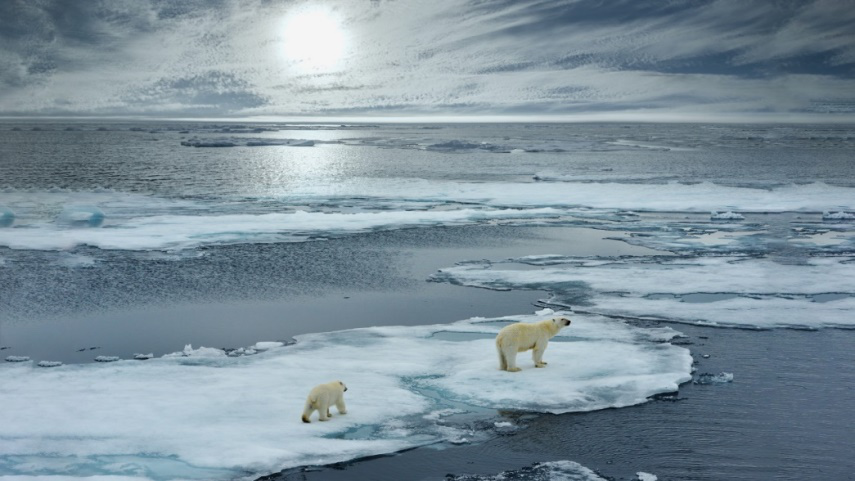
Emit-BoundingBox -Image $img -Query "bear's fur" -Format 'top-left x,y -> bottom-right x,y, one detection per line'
301,380 -> 348,423
495,317 -> 571,372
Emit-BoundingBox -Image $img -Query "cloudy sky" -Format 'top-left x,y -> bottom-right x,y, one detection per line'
1,0 -> 854,121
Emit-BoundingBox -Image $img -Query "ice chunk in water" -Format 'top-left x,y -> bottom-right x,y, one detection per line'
636,472 -> 659,481
694,372 -> 734,384
57,205 -> 105,227
447,460 -> 609,480
37,361 -> 63,368
0,205 -> 14,227
94,355 -> 120,362
5,356 -> 29,362
710,211 -> 744,220
823,211 -> 855,220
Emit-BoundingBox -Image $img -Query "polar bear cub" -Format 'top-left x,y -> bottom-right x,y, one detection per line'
301,380 -> 348,423
496,317 -> 571,372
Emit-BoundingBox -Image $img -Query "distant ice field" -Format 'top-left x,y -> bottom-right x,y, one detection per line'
1,122 -> 853,254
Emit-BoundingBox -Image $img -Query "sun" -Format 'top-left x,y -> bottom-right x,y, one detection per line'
282,8 -> 346,72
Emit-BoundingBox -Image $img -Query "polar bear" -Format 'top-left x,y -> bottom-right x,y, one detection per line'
301,380 -> 348,423
496,317 -> 571,372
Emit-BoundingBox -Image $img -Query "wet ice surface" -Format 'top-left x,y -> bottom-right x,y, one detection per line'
0,311 -> 690,480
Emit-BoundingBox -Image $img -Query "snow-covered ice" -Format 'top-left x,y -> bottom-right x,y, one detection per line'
0,312 -> 691,480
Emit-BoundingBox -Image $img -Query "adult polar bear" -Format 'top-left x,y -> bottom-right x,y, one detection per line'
496,317 -> 571,372
302,380 -> 348,423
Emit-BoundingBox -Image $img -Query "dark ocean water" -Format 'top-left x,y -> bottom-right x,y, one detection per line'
0,121 -> 853,480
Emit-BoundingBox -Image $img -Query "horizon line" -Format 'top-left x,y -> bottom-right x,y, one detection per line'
1,112 -> 855,124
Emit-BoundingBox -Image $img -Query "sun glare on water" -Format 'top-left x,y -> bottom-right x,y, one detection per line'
282,8 -> 346,71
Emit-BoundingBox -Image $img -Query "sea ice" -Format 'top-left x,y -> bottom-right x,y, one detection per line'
823,211 -> 855,220
5,356 -> 29,362
37,361 -> 63,368
694,372 -> 734,384
283,178 -> 853,212
0,312 -> 690,480
180,138 -> 314,148
431,256 -> 855,329
636,472 -> 659,481
0,205 -> 14,227
0,207 -> 562,251
94,356 -> 120,362
710,211 -> 744,220
447,460 -> 609,481
56,206 -> 105,228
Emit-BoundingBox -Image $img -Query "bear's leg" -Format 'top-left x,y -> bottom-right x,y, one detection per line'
318,401 -> 330,421
503,346 -> 521,372
497,345 -> 508,371
301,400 -> 315,423
533,343 -> 547,368
336,397 -> 347,415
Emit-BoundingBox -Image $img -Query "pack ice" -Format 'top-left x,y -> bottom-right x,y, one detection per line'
0,311 -> 690,480
431,256 -> 855,329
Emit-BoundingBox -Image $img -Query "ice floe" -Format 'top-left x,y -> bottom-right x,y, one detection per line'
447,460 -> 609,481
431,256 -> 855,329
56,205 -> 105,227
284,178 -> 853,212
823,211 -> 855,220
636,472 -> 659,481
0,311 -> 690,480
94,355 -> 120,362
1,181 -> 852,253
36,361 -> 63,368
0,205 -> 14,227
180,137 -> 315,147
694,372 -> 734,384
710,211 -> 744,220
0,208 -> 562,251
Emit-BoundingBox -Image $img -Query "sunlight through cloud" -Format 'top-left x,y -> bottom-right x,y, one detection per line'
281,7 -> 346,72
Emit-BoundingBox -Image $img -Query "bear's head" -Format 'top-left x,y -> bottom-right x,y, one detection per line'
338,381 -> 348,392
554,317 -> 571,327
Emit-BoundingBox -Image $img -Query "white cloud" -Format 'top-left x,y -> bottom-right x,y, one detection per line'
0,0 -> 853,119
